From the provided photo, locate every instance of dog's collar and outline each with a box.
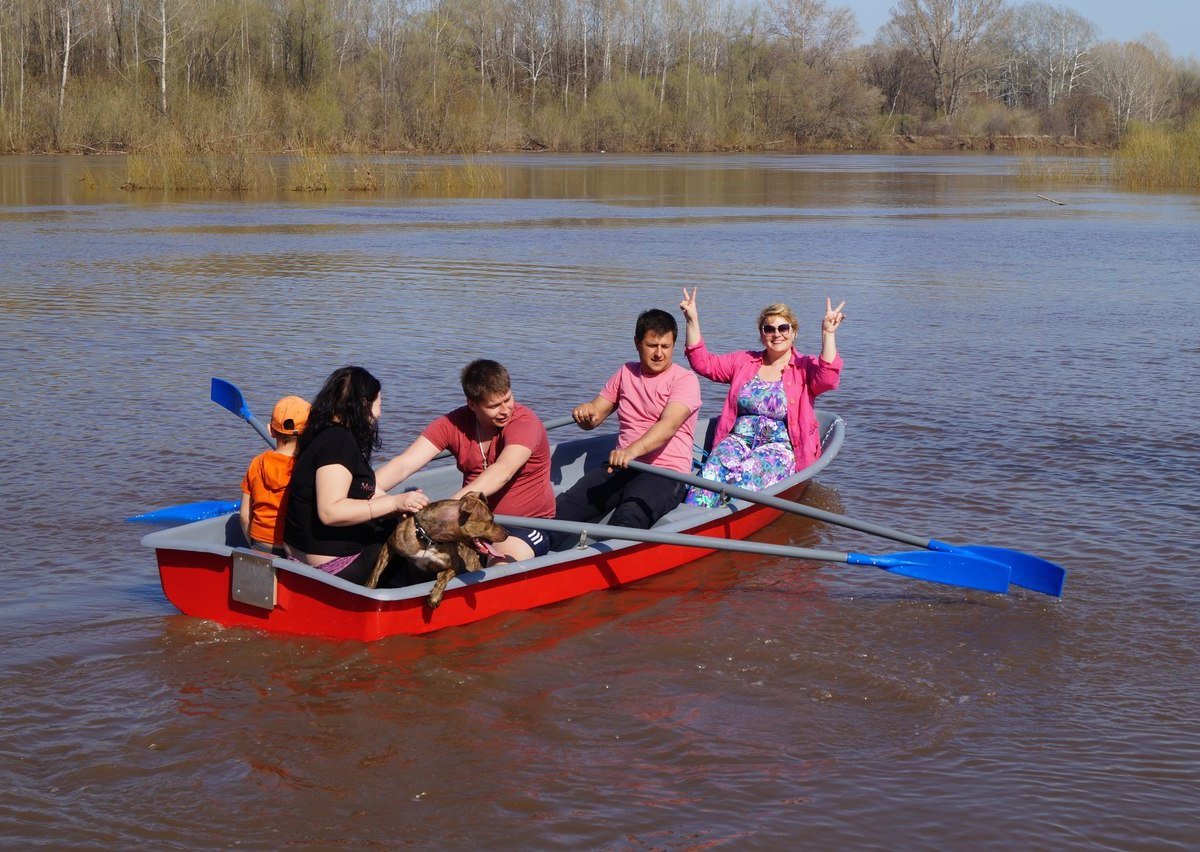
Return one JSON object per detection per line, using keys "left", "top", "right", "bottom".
{"left": 412, "top": 518, "right": 438, "bottom": 548}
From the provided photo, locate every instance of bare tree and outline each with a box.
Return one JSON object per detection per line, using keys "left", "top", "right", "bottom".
{"left": 54, "top": 0, "right": 101, "bottom": 131}
{"left": 765, "top": 0, "right": 856, "bottom": 66}
{"left": 1007, "top": 2, "right": 1095, "bottom": 108}
{"left": 864, "top": 40, "right": 931, "bottom": 123}
{"left": 157, "top": 0, "right": 166, "bottom": 113}
{"left": 1090, "top": 36, "right": 1174, "bottom": 133}
{"left": 58, "top": 0, "right": 74, "bottom": 122}
{"left": 0, "top": 0, "right": 7, "bottom": 114}
{"left": 148, "top": 0, "right": 199, "bottom": 115}
{"left": 509, "top": 0, "right": 552, "bottom": 112}
{"left": 884, "top": 0, "right": 1011, "bottom": 116}
{"left": 463, "top": 0, "right": 503, "bottom": 101}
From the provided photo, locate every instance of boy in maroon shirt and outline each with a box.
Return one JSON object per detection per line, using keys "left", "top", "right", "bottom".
{"left": 376, "top": 360, "right": 554, "bottom": 562}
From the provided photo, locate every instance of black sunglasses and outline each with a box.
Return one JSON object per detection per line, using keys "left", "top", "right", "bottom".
{"left": 761, "top": 323, "right": 792, "bottom": 335}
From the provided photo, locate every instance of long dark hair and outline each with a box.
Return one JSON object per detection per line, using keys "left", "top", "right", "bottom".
{"left": 298, "top": 366, "right": 383, "bottom": 460}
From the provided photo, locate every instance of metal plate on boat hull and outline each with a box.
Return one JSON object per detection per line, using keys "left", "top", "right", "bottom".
{"left": 231, "top": 549, "right": 276, "bottom": 610}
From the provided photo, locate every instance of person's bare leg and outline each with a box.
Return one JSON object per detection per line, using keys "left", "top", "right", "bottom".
{"left": 487, "top": 534, "right": 534, "bottom": 565}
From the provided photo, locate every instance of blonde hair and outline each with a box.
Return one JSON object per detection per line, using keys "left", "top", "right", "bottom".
{"left": 757, "top": 303, "right": 799, "bottom": 332}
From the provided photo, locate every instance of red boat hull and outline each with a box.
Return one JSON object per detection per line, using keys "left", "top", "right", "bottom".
{"left": 155, "top": 490, "right": 800, "bottom": 640}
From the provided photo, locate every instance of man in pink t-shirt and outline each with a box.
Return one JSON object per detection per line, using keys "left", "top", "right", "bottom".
{"left": 551, "top": 308, "right": 701, "bottom": 549}
{"left": 376, "top": 360, "right": 554, "bottom": 563}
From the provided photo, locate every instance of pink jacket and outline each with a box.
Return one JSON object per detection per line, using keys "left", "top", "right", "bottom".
{"left": 685, "top": 338, "right": 842, "bottom": 470}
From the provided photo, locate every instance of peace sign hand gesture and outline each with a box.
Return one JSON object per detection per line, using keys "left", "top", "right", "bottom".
{"left": 822, "top": 298, "right": 846, "bottom": 335}
{"left": 679, "top": 287, "right": 702, "bottom": 345}
{"left": 679, "top": 287, "right": 699, "bottom": 324}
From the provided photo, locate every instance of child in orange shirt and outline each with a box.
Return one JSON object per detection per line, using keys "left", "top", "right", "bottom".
{"left": 240, "top": 395, "right": 311, "bottom": 555}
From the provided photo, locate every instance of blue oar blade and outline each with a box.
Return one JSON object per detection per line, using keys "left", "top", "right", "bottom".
{"left": 211, "top": 377, "right": 249, "bottom": 419}
{"left": 956, "top": 545, "right": 1065, "bottom": 597}
{"left": 926, "top": 539, "right": 1065, "bottom": 597}
{"left": 126, "top": 499, "right": 240, "bottom": 524}
{"left": 848, "top": 550, "right": 1011, "bottom": 594}
{"left": 211, "top": 377, "right": 276, "bottom": 448}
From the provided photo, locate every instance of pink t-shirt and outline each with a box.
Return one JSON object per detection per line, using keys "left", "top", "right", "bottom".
{"left": 600, "top": 362, "right": 701, "bottom": 473}
{"left": 421, "top": 403, "right": 556, "bottom": 518}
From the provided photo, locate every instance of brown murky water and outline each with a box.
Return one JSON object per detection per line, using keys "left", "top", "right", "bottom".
{"left": 1, "top": 153, "right": 1197, "bottom": 848}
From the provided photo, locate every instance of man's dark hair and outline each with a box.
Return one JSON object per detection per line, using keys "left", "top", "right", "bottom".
{"left": 635, "top": 309, "right": 678, "bottom": 343}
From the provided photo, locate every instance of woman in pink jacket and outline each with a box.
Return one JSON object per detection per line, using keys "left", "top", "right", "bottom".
{"left": 679, "top": 289, "right": 845, "bottom": 507}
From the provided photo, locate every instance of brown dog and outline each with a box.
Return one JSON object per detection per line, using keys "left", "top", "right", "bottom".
{"left": 365, "top": 492, "right": 507, "bottom": 608}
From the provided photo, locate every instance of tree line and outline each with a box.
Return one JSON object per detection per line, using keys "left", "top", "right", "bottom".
{"left": 1, "top": 0, "right": 1196, "bottom": 154}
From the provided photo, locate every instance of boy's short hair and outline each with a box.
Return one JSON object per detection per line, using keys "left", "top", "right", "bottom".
{"left": 635, "top": 309, "right": 678, "bottom": 343}
{"left": 461, "top": 359, "right": 511, "bottom": 403}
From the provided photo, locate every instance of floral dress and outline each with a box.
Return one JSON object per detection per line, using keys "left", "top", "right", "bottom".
{"left": 685, "top": 376, "right": 796, "bottom": 508}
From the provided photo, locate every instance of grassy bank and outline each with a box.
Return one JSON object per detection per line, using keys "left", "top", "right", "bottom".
{"left": 1015, "top": 120, "right": 1200, "bottom": 190}
{"left": 1112, "top": 121, "right": 1200, "bottom": 189}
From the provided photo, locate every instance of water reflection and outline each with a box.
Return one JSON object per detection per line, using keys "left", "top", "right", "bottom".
{"left": 0, "top": 151, "right": 1108, "bottom": 208}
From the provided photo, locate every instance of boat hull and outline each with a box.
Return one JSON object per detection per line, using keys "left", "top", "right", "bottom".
{"left": 155, "top": 491, "right": 801, "bottom": 640}
{"left": 147, "top": 412, "right": 844, "bottom": 639}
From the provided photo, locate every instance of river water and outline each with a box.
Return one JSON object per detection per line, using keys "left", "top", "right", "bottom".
{"left": 1, "top": 153, "right": 1197, "bottom": 848}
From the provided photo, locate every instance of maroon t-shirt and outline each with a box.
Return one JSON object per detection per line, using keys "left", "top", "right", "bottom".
{"left": 421, "top": 403, "right": 555, "bottom": 519}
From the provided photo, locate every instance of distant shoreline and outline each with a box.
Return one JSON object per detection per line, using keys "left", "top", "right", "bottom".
{"left": 3, "top": 135, "right": 1110, "bottom": 158}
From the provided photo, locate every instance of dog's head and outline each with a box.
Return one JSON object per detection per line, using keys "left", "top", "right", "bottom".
{"left": 415, "top": 492, "right": 508, "bottom": 549}
{"left": 456, "top": 492, "right": 508, "bottom": 543}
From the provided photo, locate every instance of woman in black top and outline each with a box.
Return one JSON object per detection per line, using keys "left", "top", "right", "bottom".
{"left": 284, "top": 366, "right": 428, "bottom": 584}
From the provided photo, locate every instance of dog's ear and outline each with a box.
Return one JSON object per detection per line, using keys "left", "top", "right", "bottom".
{"left": 459, "top": 496, "right": 481, "bottom": 525}
{"left": 459, "top": 492, "right": 491, "bottom": 526}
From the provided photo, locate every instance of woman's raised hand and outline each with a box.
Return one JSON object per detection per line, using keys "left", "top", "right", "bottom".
{"left": 823, "top": 297, "right": 846, "bottom": 334}
{"left": 679, "top": 287, "right": 699, "bottom": 324}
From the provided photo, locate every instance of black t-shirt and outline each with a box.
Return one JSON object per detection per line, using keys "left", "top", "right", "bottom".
{"left": 283, "top": 426, "right": 385, "bottom": 557}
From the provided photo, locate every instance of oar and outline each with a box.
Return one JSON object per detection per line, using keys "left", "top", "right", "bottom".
{"left": 212, "top": 377, "right": 277, "bottom": 448}
{"left": 124, "top": 377, "right": 263, "bottom": 524}
{"left": 126, "top": 499, "right": 240, "bottom": 524}
{"left": 494, "top": 514, "right": 1011, "bottom": 594}
{"left": 124, "top": 378, "right": 268, "bottom": 524}
{"left": 624, "top": 460, "right": 1065, "bottom": 597}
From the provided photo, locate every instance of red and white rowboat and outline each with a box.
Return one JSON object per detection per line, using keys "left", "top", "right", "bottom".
{"left": 142, "top": 412, "right": 844, "bottom": 640}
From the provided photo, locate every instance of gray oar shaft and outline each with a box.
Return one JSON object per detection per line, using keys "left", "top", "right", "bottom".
{"left": 626, "top": 459, "right": 929, "bottom": 549}
{"left": 494, "top": 514, "right": 847, "bottom": 563}
{"left": 247, "top": 414, "right": 277, "bottom": 449}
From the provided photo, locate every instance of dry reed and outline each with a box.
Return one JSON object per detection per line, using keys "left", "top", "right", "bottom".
{"left": 1113, "top": 121, "right": 1200, "bottom": 189}
{"left": 1014, "top": 156, "right": 1107, "bottom": 184}
{"left": 123, "top": 134, "right": 269, "bottom": 192}
{"left": 337, "top": 156, "right": 502, "bottom": 194}
{"left": 287, "top": 152, "right": 331, "bottom": 192}
{"left": 122, "top": 136, "right": 503, "bottom": 195}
